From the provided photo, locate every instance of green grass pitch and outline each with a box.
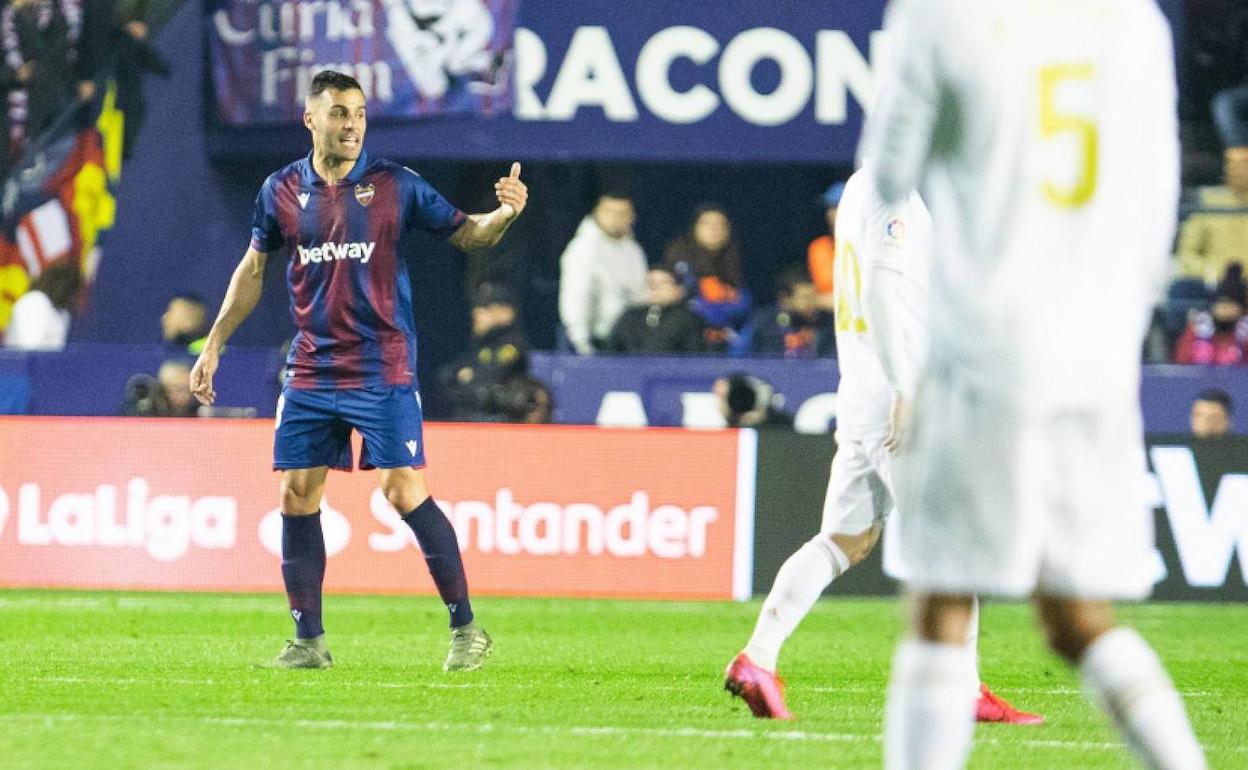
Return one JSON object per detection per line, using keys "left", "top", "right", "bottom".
{"left": 1, "top": 590, "right": 1244, "bottom": 769}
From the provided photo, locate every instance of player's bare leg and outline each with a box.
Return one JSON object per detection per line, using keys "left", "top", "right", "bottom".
{"left": 379, "top": 467, "right": 492, "bottom": 671}
{"left": 726, "top": 526, "right": 879, "bottom": 719}
{"left": 265, "top": 467, "right": 334, "bottom": 669}
{"left": 1035, "top": 596, "right": 1206, "bottom": 769}
{"left": 884, "top": 591, "right": 978, "bottom": 770}
{"left": 969, "top": 593, "right": 1043, "bottom": 725}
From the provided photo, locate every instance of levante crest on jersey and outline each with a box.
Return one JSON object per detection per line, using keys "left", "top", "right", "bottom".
{"left": 354, "top": 183, "right": 375, "bottom": 207}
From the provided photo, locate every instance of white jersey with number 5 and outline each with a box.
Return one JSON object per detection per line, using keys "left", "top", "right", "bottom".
{"left": 832, "top": 165, "right": 932, "bottom": 441}
{"left": 860, "top": 0, "right": 1179, "bottom": 409}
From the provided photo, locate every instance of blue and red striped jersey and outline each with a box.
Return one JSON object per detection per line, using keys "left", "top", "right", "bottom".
{"left": 250, "top": 150, "right": 466, "bottom": 390}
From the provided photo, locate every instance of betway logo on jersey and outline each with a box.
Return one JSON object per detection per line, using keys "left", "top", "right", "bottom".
{"left": 297, "top": 241, "right": 375, "bottom": 266}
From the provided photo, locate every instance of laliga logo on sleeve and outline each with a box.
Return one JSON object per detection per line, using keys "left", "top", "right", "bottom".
{"left": 884, "top": 217, "right": 908, "bottom": 247}
{"left": 258, "top": 499, "right": 352, "bottom": 557}
{"left": 354, "top": 182, "right": 375, "bottom": 207}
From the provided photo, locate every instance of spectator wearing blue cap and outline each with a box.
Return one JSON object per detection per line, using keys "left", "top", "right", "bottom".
{"left": 807, "top": 181, "right": 845, "bottom": 313}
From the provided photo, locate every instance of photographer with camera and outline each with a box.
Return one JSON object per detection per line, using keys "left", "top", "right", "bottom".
{"left": 122, "top": 359, "right": 199, "bottom": 417}
{"left": 713, "top": 372, "right": 792, "bottom": 429}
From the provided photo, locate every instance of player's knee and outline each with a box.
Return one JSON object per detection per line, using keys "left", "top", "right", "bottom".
{"left": 828, "top": 526, "right": 880, "bottom": 567}
{"left": 1035, "top": 598, "right": 1115, "bottom": 664}
{"left": 381, "top": 481, "right": 421, "bottom": 514}
{"left": 280, "top": 477, "right": 323, "bottom": 515}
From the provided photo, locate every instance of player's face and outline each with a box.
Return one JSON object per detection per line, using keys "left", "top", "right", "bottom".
{"left": 305, "top": 88, "right": 367, "bottom": 162}
{"left": 1191, "top": 400, "right": 1231, "bottom": 438}
{"left": 694, "top": 210, "right": 730, "bottom": 252}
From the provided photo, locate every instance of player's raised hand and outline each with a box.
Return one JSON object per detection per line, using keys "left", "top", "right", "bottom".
{"left": 190, "top": 348, "right": 219, "bottom": 406}
{"left": 495, "top": 162, "right": 527, "bottom": 220}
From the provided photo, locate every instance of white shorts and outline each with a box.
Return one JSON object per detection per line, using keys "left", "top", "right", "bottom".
{"left": 895, "top": 367, "right": 1156, "bottom": 600}
{"left": 821, "top": 433, "right": 911, "bottom": 580}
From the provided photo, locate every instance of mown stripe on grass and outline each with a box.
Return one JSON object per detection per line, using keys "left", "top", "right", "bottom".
{"left": 8, "top": 712, "right": 1225, "bottom": 754}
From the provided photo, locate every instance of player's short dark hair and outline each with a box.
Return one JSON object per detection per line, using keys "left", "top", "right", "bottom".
{"left": 308, "top": 70, "right": 364, "bottom": 100}
{"left": 1195, "top": 388, "right": 1234, "bottom": 415}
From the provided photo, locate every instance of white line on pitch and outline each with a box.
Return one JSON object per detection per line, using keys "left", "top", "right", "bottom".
{"left": 11, "top": 713, "right": 1243, "bottom": 754}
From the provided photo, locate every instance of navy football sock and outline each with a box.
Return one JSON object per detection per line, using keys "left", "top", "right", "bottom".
{"left": 281, "top": 512, "right": 326, "bottom": 640}
{"left": 402, "top": 498, "right": 474, "bottom": 628}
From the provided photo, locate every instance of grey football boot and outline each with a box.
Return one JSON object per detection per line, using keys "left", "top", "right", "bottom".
{"left": 444, "top": 623, "right": 493, "bottom": 672}
{"left": 264, "top": 637, "right": 334, "bottom": 669}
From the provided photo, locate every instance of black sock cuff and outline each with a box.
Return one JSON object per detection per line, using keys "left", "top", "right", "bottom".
{"left": 401, "top": 497, "right": 439, "bottom": 521}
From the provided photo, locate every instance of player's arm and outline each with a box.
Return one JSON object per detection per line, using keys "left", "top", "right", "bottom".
{"left": 1141, "top": 10, "right": 1181, "bottom": 298}
{"left": 859, "top": 198, "right": 921, "bottom": 452}
{"left": 190, "top": 247, "right": 268, "bottom": 405}
{"left": 858, "top": 0, "right": 943, "bottom": 202}
{"left": 448, "top": 162, "right": 528, "bottom": 251}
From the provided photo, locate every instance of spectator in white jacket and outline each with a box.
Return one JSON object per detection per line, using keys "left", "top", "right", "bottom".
{"left": 3, "top": 259, "right": 81, "bottom": 351}
{"left": 558, "top": 193, "right": 648, "bottom": 354}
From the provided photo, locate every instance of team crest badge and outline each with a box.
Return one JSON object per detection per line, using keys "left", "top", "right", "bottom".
{"left": 354, "top": 182, "right": 375, "bottom": 207}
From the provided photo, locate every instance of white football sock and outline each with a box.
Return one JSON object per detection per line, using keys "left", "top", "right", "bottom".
{"left": 742, "top": 536, "right": 849, "bottom": 671}
{"left": 1079, "top": 627, "right": 1207, "bottom": 770}
{"left": 965, "top": 596, "right": 981, "bottom": 697}
{"left": 885, "top": 638, "right": 978, "bottom": 770}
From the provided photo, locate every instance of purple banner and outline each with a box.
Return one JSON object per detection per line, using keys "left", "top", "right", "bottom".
{"left": 208, "top": 0, "right": 518, "bottom": 125}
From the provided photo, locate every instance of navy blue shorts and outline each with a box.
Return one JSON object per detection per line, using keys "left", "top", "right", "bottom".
{"left": 273, "top": 386, "right": 427, "bottom": 471}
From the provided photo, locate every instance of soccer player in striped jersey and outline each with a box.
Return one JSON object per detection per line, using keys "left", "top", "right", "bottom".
{"left": 189, "top": 70, "right": 527, "bottom": 672}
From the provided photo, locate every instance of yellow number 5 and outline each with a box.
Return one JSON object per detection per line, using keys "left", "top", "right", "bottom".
{"left": 1038, "top": 64, "right": 1097, "bottom": 208}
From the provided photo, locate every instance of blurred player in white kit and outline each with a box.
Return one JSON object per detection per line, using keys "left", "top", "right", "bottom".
{"left": 724, "top": 163, "right": 1041, "bottom": 726}
{"left": 861, "top": 0, "right": 1207, "bottom": 768}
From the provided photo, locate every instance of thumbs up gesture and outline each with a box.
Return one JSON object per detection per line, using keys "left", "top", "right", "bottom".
{"left": 495, "top": 162, "right": 527, "bottom": 220}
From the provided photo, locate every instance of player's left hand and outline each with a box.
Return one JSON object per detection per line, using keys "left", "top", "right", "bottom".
{"left": 495, "top": 162, "right": 527, "bottom": 220}
{"left": 885, "top": 393, "right": 912, "bottom": 454}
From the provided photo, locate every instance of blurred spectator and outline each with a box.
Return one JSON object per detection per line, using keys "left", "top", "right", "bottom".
{"left": 664, "top": 204, "right": 751, "bottom": 351}
{"left": 441, "top": 283, "right": 538, "bottom": 422}
{"left": 1173, "top": 266, "right": 1248, "bottom": 365}
{"left": 713, "top": 372, "right": 792, "bottom": 429}
{"left": 606, "top": 266, "right": 705, "bottom": 354}
{"left": 558, "top": 192, "right": 647, "bottom": 355}
{"left": 1175, "top": 147, "right": 1248, "bottom": 285}
{"left": 104, "top": 4, "right": 173, "bottom": 157}
{"left": 156, "top": 359, "right": 196, "bottom": 416}
{"left": 746, "top": 264, "right": 836, "bottom": 359}
{"left": 1, "top": 0, "right": 88, "bottom": 149}
{"left": 2, "top": 257, "right": 80, "bottom": 349}
{"left": 1180, "top": 0, "right": 1248, "bottom": 181}
{"left": 1191, "top": 388, "right": 1234, "bottom": 438}
{"left": 807, "top": 182, "right": 844, "bottom": 312}
{"left": 161, "top": 292, "right": 207, "bottom": 349}
{"left": 664, "top": 203, "right": 744, "bottom": 289}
